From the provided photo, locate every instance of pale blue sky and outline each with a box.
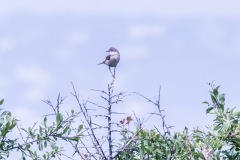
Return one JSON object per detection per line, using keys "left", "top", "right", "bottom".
{"left": 1, "top": 1, "right": 240, "bottom": 159}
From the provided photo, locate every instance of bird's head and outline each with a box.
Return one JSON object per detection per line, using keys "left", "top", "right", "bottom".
{"left": 107, "top": 47, "right": 119, "bottom": 55}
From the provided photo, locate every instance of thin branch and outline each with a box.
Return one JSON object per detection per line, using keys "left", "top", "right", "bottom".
{"left": 134, "top": 86, "right": 172, "bottom": 136}
{"left": 71, "top": 82, "right": 107, "bottom": 160}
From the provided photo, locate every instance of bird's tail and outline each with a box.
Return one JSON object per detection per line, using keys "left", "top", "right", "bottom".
{"left": 97, "top": 62, "right": 104, "bottom": 65}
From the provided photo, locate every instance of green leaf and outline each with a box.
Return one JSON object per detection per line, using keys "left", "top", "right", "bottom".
{"left": 44, "top": 116, "right": 47, "bottom": 126}
{"left": 231, "top": 137, "right": 240, "bottom": 146}
{"left": 43, "top": 154, "right": 46, "bottom": 160}
{"left": 56, "top": 113, "right": 63, "bottom": 126}
{"left": 25, "top": 144, "right": 31, "bottom": 150}
{"left": 213, "top": 86, "right": 220, "bottom": 96}
{"left": 219, "top": 93, "right": 225, "bottom": 103}
{"left": 38, "top": 143, "right": 43, "bottom": 151}
{"left": 9, "top": 120, "right": 17, "bottom": 130}
{"left": 219, "top": 104, "right": 224, "bottom": 110}
{"left": 62, "top": 126, "right": 69, "bottom": 134}
{"left": 44, "top": 140, "right": 47, "bottom": 148}
{"left": 0, "top": 99, "right": 4, "bottom": 105}
{"left": 77, "top": 125, "right": 83, "bottom": 133}
{"left": 67, "top": 128, "right": 72, "bottom": 135}
{"left": 39, "top": 126, "right": 43, "bottom": 136}
{"left": 202, "top": 101, "right": 209, "bottom": 105}
{"left": 211, "top": 95, "right": 217, "bottom": 104}
{"left": 1, "top": 128, "right": 6, "bottom": 136}
{"left": 69, "top": 136, "right": 80, "bottom": 142}
{"left": 206, "top": 107, "right": 214, "bottom": 114}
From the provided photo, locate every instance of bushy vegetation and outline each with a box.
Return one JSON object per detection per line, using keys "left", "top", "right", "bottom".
{"left": 117, "top": 84, "right": 240, "bottom": 159}
{"left": 0, "top": 81, "right": 240, "bottom": 160}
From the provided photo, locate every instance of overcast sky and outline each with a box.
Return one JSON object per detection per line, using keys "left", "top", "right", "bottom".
{"left": 1, "top": 1, "right": 240, "bottom": 159}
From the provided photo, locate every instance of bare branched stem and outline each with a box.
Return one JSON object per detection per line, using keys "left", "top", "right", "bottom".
{"left": 107, "top": 79, "right": 114, "bottom": 160}
{"left": 134, "top": 86, "right": 171, "bottom": 136}
{"left": 71, "top": 82, "right": 107, "bottom": 160}
{"left": 71, "top": 75, "right": 127, "bottom": 160}
{"left": 42, "top": 93, "right": 65, "bottom": 115}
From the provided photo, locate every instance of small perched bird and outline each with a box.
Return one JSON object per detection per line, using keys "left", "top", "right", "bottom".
{"left": 98, "top": 47, "right": 120, "bottom": 78}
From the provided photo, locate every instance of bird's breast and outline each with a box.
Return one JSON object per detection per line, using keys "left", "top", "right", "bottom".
{"left": 105, "top": 55, "right": 120, "bottom": 67}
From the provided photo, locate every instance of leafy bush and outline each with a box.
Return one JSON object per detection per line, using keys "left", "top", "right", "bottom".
{"left": 1, "top": 83, "right": 240, "bottom": 160}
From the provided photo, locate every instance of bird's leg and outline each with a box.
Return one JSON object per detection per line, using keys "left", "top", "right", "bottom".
{"left": 109, "top": 66, "right": 114, "bottom": 78}
{"left": 113, "top": 67, "right": 116, "bottom": 78}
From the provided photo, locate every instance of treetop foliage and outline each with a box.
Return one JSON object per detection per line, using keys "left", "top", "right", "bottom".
{"left": 0, "top": 81, "right": 240, "bottom": 160}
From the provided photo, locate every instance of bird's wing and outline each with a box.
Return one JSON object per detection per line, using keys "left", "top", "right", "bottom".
{"left": 97, "top": 55, "right": 111, "bottom": 65}
{"left": 106, "top": 55, "right": 111, "bottom": 60}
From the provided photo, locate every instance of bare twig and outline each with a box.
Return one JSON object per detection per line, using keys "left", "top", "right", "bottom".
{"left": 71, "top": 82, "right": 107, "bottom": 160}
{"left": 134, "top": 86, "right": 172, "bottom": 136}
{"left": 42, "top": 93, "right": 65, "bottom": 114}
